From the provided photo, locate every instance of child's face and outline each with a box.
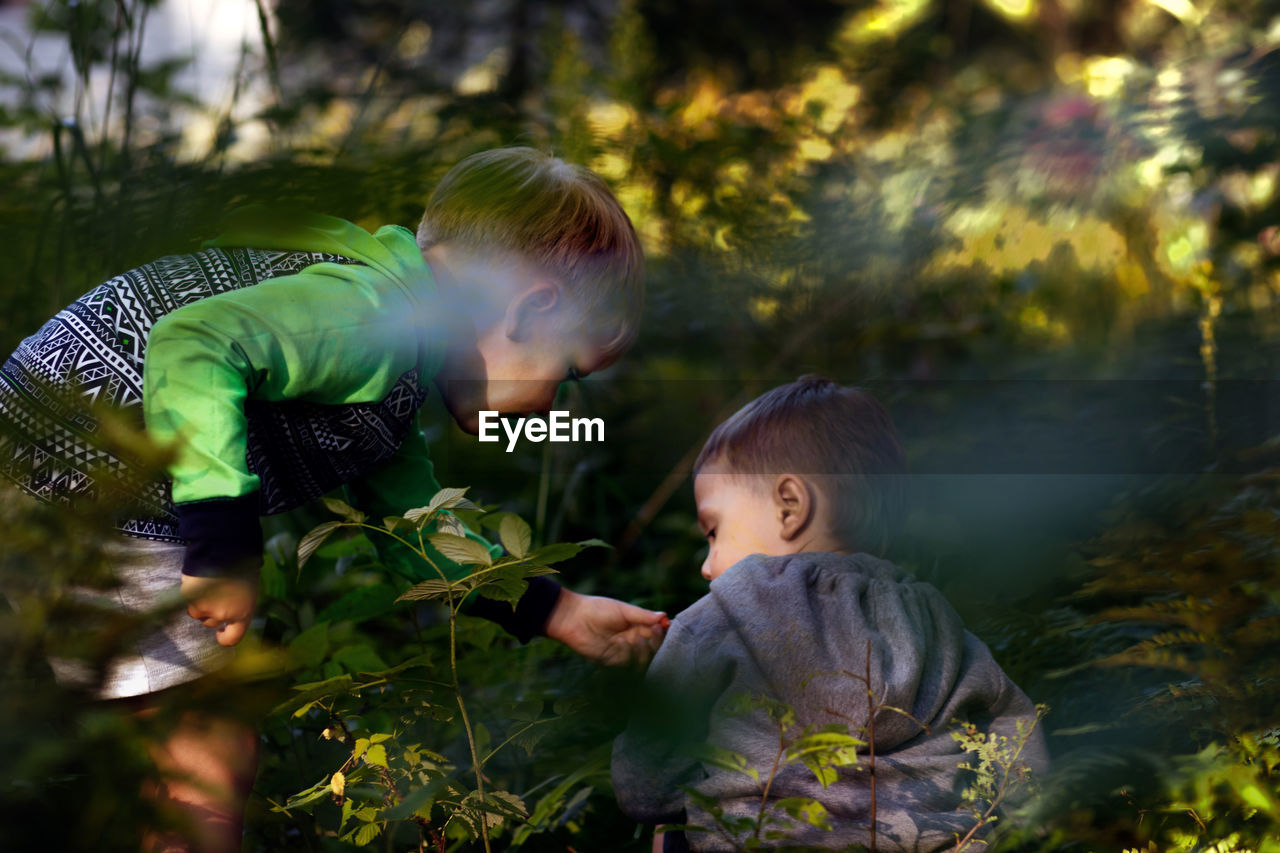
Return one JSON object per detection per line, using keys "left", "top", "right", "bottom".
{"left": 693, "top": 464, "right": 790, "bottom": 581}
{"left": 466, "top": 328, "right": 609, "bottom": 433}
{"left": 437, "top": 314, "right": 614, "bottom": 435}
{"left": 429, "top": 247, "right": 617, "bottom": 433}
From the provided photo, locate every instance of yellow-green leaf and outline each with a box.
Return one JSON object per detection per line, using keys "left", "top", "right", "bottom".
{"left": 321, "top": 496, "right": 365, "bottom": 522}
{"left": 365, "top": 744, "right": 389, "bottom": 767}
{"left": 498, "top": 514, "right": 532, "bottom": 558}
{"left": 427, "top": 532, "right": 494, "bottom": 566}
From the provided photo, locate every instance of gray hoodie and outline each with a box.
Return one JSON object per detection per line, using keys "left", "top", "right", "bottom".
{"left": 611, "top": 552, "right": 1049, "bottom": 852}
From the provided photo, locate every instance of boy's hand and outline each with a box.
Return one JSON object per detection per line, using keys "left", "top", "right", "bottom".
{"left": 544, "top": 588, "right": 670, "bottom": 666}
{"left": 180, "top": 574, "right": 257, "bottom": 647}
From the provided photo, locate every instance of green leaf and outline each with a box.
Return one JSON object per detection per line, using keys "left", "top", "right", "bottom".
{"left": 396, "top": 578, "right": 458, "bottom": 603}
{"left": 330, "top": 643, "right": 389, "bottom": 674}
{"left": 274, "top": 673, "right": 355, "bottom": 716}
{"left": 321, "top": 496, "right": 366, "bottom": 522}
{"left": 404, "top": 487, "right": 482, "bottom": 527}
{"left": 435, "top": 512, "right": 468, "bottom": 537}
{"left": 471, "top": 789, "right": 527, "bottom": 832}
{"left": 429, "top": 486, "right": 480, "bottom": 512}
{"left": 380, "top": 776, "right": 450, "bottom": 821}
{"left": 427, "top": 532, "right": 494, "bottom": 566}
{"left": 281, "top": 777, "right": 334, "bottom": 811}
{"left": 365, "top": 744, "right": 389, "bottom": 768}
{"left": 287, "top": 622, "right": 331, "bottom": 669}
{"left": 693, "top": 744, "right": 760, "bottom": 783}
{"left": 352, "top": 822, "right": 381, "bottom": 846}
{"left": 498, "top": 514, "right": 532, "bottom": 558}
{"left": 316, "top": 585, "right": 402, "bottom": 624}
{"left": 777, "top": 797, "right": 831, "bottom": 831}
{"left": 403, "top": 505, "right": 438, "bottom": 527}
{"left": 785, "top": 731, "right": 865, "bottom": 762}
{"left": 260, "top": 552, "right": 288, "bottom": 599}
{"left": 298, "top": 521, "right": 343, "bottom": 569}
{"left": 1241, "top": 783, "right": 1276, "bottom": 812}
{"left": 473, "top": 576, "right": 528, "bottom": 604}
{"left": 527, "top": 542, "right": 583, "bottom": 564}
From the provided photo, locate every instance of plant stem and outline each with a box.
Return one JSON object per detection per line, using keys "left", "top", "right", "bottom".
{"left": 448, "top": 601, "right": 491, "bottom": 853}
{"left": 753, "top": 726, "right": 787, "bottom": 843}
{"left": 865, "top": 641, "right": 877, "bottom": 853}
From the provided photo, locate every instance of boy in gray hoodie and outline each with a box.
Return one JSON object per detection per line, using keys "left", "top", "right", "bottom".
{"left": 612, "top": 377, "right": 1048, "bottom": 852}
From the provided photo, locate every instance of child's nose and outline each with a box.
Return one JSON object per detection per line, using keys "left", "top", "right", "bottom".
{"left": 700, "top": 555, "right": 712, "bottom": 581}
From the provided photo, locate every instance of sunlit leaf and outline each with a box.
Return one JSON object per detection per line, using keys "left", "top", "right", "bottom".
{"left": 427, "top": 532, "right": 493, "bottom": 566}
{"left": 396, "top": 578, "right": 457, "bottom": 603}
{"left": 298, "top": 521, "right": 343, "bottom": 569}
{"left": 321, "top": 496, "right": 365, "bottom": 522}
{"left": 498, "top": 513, "right": 532, "bottom": 558}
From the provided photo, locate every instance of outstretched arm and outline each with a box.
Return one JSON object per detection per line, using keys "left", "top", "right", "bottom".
{"left": 543, "top": 588, "right": 669, "bottom": 666}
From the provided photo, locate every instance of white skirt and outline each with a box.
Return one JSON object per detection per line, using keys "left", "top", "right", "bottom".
{"left": 46, "top": 536, "right": 235, "bottom": 699}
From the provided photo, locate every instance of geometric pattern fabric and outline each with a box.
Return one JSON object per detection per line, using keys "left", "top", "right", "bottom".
{"left": 1, "top": 247, "right": 429, "bottom": 541}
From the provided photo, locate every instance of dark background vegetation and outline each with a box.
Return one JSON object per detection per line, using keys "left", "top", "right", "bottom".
{"left": 3, "top": 0, "right": 1280, "bottom": 850}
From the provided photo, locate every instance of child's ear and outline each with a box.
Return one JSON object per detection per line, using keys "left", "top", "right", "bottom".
{"left": 773, "top": 474, "right": 814, "bottom": 541}
{"left": 504, "top": 281, "right": 561, "bottom": 341}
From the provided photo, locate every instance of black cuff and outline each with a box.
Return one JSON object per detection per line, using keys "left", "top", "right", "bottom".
{"left": 464, "top": 576, "right": 563, "bottom": 643}
{"left": 176, "top": 493, "right": 263, "bottom": 577}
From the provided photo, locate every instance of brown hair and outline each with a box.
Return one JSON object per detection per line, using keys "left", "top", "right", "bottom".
{"left": 694, "top": 376, "right": 907, "bottom": 554}
{"left": 418, "top": 147, "right": 644, "bottom": 357}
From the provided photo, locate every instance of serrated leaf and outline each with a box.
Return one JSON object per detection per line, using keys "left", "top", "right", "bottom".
{"left": 298, "top": 521, "right": 344, "bottom": 569}
{"left": 435, "top": 513, "right": 467, "bottom": 537}
{"left": 321, "top": 496, "right": 365, "bottom": 522}
{"left": 498, "top": 514, "right": 532, "bottom": 558}
{"left": 427, "top": 532, "right": 494, "bottom": 566}
{"left": 396, "top": 578, "right": 457, "bottom": 603}
{"left": 474, "top": 576, "right": 527, "bottom": 604}
{"left": 527, "top": 542, "right": 583, "bottom": 564}
{"left": 404, "top": 505, "right": 439, "bottom": 527}
{"left": 412, "top": 486, "right": 480, "bottom": 519}
{"left": 365, "top": 744, "right": 388, "bottom": 767}
{"left": 480, "top": 789, "right": 528, "bottom": 820}
{"left": 353, "top": 822, "right": 381, "bottom": 846}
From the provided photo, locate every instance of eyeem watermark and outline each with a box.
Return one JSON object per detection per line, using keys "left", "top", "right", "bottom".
{"left": 477, "top": 410, "right": 605, "bottom": 452}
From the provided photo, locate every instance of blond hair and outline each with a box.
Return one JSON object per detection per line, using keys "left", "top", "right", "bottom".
{"left": 418, "top": 147, "right": 644, "bottom": 357}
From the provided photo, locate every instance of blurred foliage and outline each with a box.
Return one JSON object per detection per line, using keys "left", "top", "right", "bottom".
{"left": 3, "top": 0, "right": 1280, "bottom": 849}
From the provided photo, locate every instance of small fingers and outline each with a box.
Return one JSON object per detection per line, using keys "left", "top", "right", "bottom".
{"left": 217, "top": 619, "right": 248, "bottom": 647}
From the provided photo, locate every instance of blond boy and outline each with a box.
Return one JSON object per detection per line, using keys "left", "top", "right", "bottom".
{"left": 2, "top": 147, "right": 665, "bottom": 851}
